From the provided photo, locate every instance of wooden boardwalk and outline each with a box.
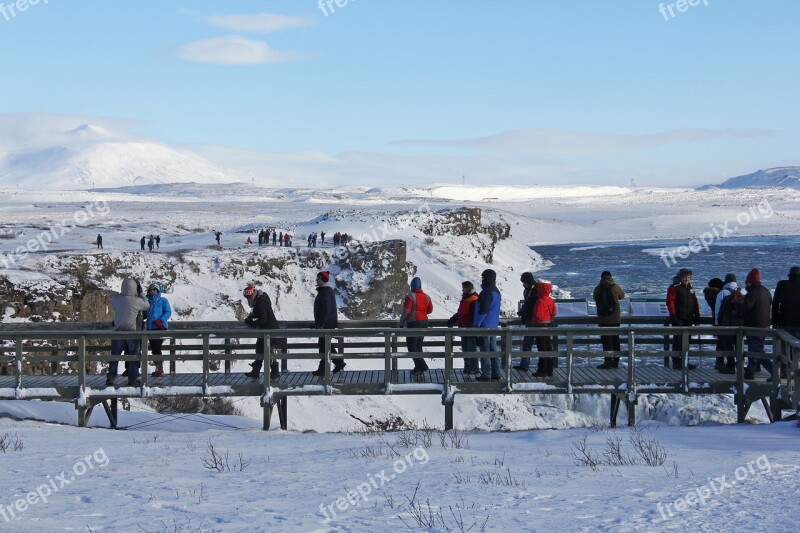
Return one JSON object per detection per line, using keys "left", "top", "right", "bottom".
{"left": 1, "top": 321, "right": 797, "bottom": 430}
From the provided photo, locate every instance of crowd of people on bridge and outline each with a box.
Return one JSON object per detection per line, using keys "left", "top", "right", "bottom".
{"left": 103, "top": 262, "right": 800, "bottom": 387}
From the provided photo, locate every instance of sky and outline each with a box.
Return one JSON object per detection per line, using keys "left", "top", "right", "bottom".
{"left": 1, "top": 0, "right": 799, "bottom": 187}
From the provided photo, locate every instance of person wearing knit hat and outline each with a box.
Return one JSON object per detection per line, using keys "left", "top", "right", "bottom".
{"left": 594, "top": 271, "right": 626, "bottom": 369}
{"left": 772, "top": 266, "right": 800, "bottom": 346}
{"left": 400, "top": 276, "right": 433, "bottom": 376}
{"left": 312, "top": 270, "right": 343, "bottom": 376}
{"left": 666, "top": 268, "right": 699, "bottom": 370}
{"left": 474, "top": 269, "right": 502, "bottom": 381}
{"left": 243, "top": 284, "right": 283, "bottom": 380}
{"left": 514, "top": 272, "right": 538, "bottom": 372}
{"left": 447, "top": 280, "right": 480, "bottom": 374}
{"left": 724, "top": 273, "right": 737, "bottom": 284}
{"left": 743, "top": 267, "right": 773, "bottom": 379}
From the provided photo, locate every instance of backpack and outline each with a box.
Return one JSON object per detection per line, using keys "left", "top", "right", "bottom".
{"left": 595, "top": 285, "right": 616, "bottom": 316}
{"left": 719, "top": 288, "right": 745, "bottom": 325}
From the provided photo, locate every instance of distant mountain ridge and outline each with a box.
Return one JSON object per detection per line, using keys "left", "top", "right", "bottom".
{"left": 699, "top": 167, "right": 800, "bottom": 190}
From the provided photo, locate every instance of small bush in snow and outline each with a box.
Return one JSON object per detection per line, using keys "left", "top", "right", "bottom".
{"left": 144, "top": 396, "right": 243, "bottom": 416}
{"left": 0, "top": 431, "right": 24, "bottom": 452}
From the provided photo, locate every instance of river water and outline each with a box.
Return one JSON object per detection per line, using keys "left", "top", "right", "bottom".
{"left": 533, "top": 235, "right": 799, "bottom": 315}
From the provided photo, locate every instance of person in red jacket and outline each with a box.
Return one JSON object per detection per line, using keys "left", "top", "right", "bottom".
{"left": 399, "top": 277, "right": 433, "bottom": 375}
{"left": 532, "top": 281, "right": 557, "bottom": 377}
{"left": 666, "top": 268, "right": 700, "bottom": 370}
{"left": 447, "top": 281, "right": 479, "bottom": 374}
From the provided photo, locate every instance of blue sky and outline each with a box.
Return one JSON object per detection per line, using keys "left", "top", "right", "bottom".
{"left": 2, "top": 0, "right": 799, "bottom": 187}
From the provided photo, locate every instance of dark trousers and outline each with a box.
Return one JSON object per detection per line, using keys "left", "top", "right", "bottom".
{"left": 535, "top": 324, "right": 555, "bottom": 373}
{"left": 599, "top": 323, "right": 621, "bottom": 365}
{"left": 461, "top": 335, "right": 479, "bottom": 372}
{"left": 670, "top": 318, "right": 693, "bottom": 368}
{"left": 252, "top": 337, "right": 281, "bottom": 373}
{"left": 317, "top": 336, "right": 343, "bottom": 370}
{"left": 406, "top": 320, "right": 429, "bottom": 370}
{"left": 149, "top": 338, "right": 163, "bottom": 364}
{"left": 108, "top": 338, "right": 141, "bottom": 382}
{"left": 746, "top": 334, "right": 771, "bottom": 373}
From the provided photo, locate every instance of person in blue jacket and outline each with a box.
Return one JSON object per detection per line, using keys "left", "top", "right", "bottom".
{"left": 473, "top": 269, "right": 502, "bottom": 381}
{"left": 145, "top": 282, "right": 172, "bottom": 377}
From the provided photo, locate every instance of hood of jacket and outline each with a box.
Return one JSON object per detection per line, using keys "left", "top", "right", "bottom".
{"left": 536, "top": 281, "right": 552, "bottom": 298}
{"left": 481, "top": 269, "right": 497, "bottom": 288}
{"left": 120, "top": 278, "right": 139, "bottom": 296}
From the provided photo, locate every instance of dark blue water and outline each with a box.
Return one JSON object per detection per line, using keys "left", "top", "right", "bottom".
{"left": 533, "top": 235, "right": 800, "bottom": 315}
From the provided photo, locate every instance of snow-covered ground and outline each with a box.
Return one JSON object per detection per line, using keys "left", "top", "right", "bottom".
{"left": 2, "top": 183, "right": 799, "bottom": 531}
{"left": 0, "top": 401, "right": 798, "bottom": 532}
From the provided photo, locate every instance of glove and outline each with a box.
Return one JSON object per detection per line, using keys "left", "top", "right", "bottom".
{"left": 154, "top": 319, "right": 166, "bottom": 330}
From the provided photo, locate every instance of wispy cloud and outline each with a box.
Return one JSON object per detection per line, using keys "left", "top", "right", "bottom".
{"left": 394, "top": 128, "right": 775, "bottom": 156}
{"left": 177, "top": 36, "right": 307, "bottom": 65}
{"left": 207, "top": 13, "right": 316, "bottom": 33}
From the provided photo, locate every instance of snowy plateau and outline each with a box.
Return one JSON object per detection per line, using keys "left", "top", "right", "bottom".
{"left": 1, "top": 176, "right": 799, "bottom": 532}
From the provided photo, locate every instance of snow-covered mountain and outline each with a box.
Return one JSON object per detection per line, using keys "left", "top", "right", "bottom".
{"left": 0, "top": 114, "right": 244, "bottom": 189}
{"left": 700, "top": 166, "right": 800, "bottom": 190}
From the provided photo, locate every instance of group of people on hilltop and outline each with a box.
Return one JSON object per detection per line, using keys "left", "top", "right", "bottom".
{"left": 139, "top": 234, "right": 160, "bottom": 251}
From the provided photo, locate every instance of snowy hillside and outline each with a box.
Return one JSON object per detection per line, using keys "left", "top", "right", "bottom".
{"left": 0, "top": 115, "right": 244, "bottom": 189}
{"left": 700, "top": 166, "right": 800, "bottom": 190}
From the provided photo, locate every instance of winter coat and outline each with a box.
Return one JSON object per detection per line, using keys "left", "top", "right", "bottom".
{"left": 714, "top": 281, "right": 741, "bottom": 326}
{"left": 703, "top": 287, "right": 721, "bottom": 323}
{"left": 667, "top": 282, "right": 700, "bottom": 323}
{"left": 314, "top": 285, "right": 339, "bottom": 329}
{"left": 772, "top": 276, "right": 800, "bottom": 328}
{"left": 532, "top": 282, "right": 557, "bottom": 325}
{"left": 146, "top": 288, "right": 171, "bottom": 331}
{"left": 111, "top": 278, "right": 150, "bottom": 332}
{"left": 593, "top": 277, "right": 626, "bottom": 326}
{"left": 244, "top": 290, "right": 279, "bottom": 330}
{"left": 449, "top": 289, "right": 478, "bottom": 327}
{"left": 400, "top": 289, "right": 433, "bottom": 326}
{"left": 473, "top": 270, "right": 501, "bottom": 329}
{"left": 518, "top": 284, "right": 538, "bottom": 326}
{"left": 743, "top": 282, "right": 772, "bottom": 328}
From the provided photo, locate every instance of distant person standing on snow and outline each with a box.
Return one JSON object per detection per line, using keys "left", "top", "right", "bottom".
{"left": 96, "top": 234, "right": 103, "bottom": 249}
{"left": 155, "top": 235, "right": 160, "bottom": 249}
{"left": 148, "top": 235, "right": 155, "bottom": 252}
{"left": 140, "top": 236, "right": 146, "bottom": 251}
{"left": 215, "top": 231, "right": 222, "bottom": 246}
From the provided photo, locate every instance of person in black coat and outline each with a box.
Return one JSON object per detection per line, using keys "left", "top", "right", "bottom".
{"left": 772, "top": 266, "right": 800, "bottom": 337}
{"left": 513, "top": 272, "right": 537, "bottom": 371}
{"left": 243, "top": 285, "right": 282, "bottom": 379}
{"left": 312, "top": 271, "right": 344, "bottom": 376}
{"left": 743, "top": 268, "right": 773, "bottom": 378}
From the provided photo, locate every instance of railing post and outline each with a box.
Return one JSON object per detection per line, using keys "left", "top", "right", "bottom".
{"left": 202, "top": 334, "right": 210, "bottom": 396}
{"left": 503, "top": 329, "right": 512, "bottom": 391}
{"left": 224, "top": 338, "right": 231, "bottom": 374}
{"left": 391, "top": 333, "right": 399, "bottom": 372}
{"left": 141, "top": 332, "right": 148, "bottom": 389}
{"left": 565, "top": 331, "right": 573, "bottom": 393}
{"left": 443, "top": 330, "right": 454, "bottom": 430}
{"left": 770, "top": 334, "right": 782, "bottom": 422}
{"left": 169, "top": 337, "right": 176, "bottom": 374}
{"left": 77, "top": 336, "right": 88, "bottom": 427}
{"left": 626, "top": 330, "right": 636, "bottom": 427}
{"left": 681, "top": 329, "right": 690, "bottom": 391}
{"left": 14, "top": 336, "right": 22, "bottom": 396}
{"left": 736, "top": 330, "right": 746, "bottom": 423}
{"left": 384, "top": 332, "right": 392, "bottom": 392}
{"left": 324, "top": 333, "right": 332, "bottom": 386}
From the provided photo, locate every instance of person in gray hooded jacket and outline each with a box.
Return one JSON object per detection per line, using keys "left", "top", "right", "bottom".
{"left": 106, "top": 278, "right": 150, "bottom": 387}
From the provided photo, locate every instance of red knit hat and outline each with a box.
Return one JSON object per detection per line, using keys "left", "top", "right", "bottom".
{"left": 746, "top": 268, "right": 761, "bottom": 284}
{"left": 243, "top": 285, "right": 256, "bottom": 298}
{"left": 317, "top": 271, "right": 330, "bottom": 283}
